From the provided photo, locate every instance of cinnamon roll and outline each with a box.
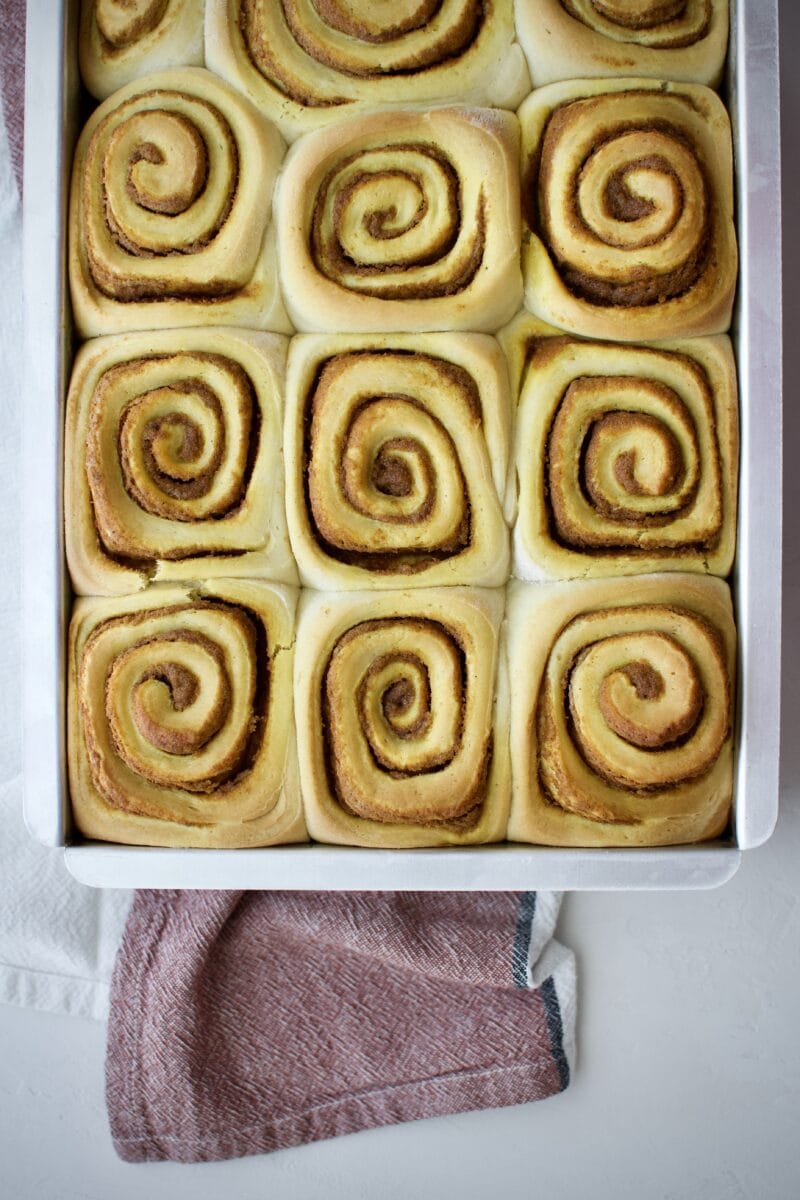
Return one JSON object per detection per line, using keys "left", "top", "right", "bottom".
{"left": 275, "top": 107, "right": 522, "bottom": 333}
{"left": 515, "top": 1, "right": 728, "bottom": 88}
{"left": 284, "top": 333, "right": 512, "bottom": 589}
{"left": 205, "top": 0, "right": 530, "bottom": 141}
{"left": 68, "top": 581, "right": 305, "bottom": 847}
{"left": 79, "top": 0, "right": 205, "bottom": 100}
{"left": 295, "top": 588, "right": 509, "bottom": 846}
{"left": 498, "top": 312, "right": 738, "bottom": 579}
{"left": 520, "top": 79, "right": 737, "bottom": 341}
{"left": 505, "top": 575, "right": 735, "bottom": 846}
{"left": 65, "top": 328, "right": 297, "bottom": 595}
{"left": 69, "top": 69, "right": 291, "bottom": 337}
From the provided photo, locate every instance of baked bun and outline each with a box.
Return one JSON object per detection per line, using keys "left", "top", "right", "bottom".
{"left": 520, "top": 78, "right": 737, "bottom": 341}
{"left": 284, "top": 332, "right": 511, "bottom": 590}
{"left": 515, "top": 0, "right": 728, "bottom": 88}
{"left": 205, "top": 0, "right": 529, "bottom": 141}
{"left": 505, "top": 574, "right": 735, "bottom": 846}
{"left": 295, "top": 588, "right": 510, "bottom": 847}
{"left": 69, "top": 69, "right": 290, "bottom": 337}
{"left": 68, "top": 581, "right": 305, "bottom": 848}
{"left": 498, "top": 312, "right": 738, "bottom": 579}
{"left": 275, "top": 106, "right": 522, "bottom": 333}
{"left": 79, "top": 0, "right": 205, "bottom": 100}
{"left": 65, "top": 328, "right": 297, "bottom": 595}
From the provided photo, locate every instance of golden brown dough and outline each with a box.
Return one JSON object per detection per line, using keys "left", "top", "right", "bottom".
{"left": 295, "top": 588, "right": 510, "bottom": 847}
{"left": 79, "top": 0, "right": 205, "bottom": 100}
{"left": 505, "top": 574, "right": 735, "bottom": 847}
{"left": 520, "top": 78, "right": 737, "bottom": 341}
{"left": 65, "top": 328, "right": 297, "bottom": 595}
{"left": 497, "top": 312, "right": 738, "bottom": 579}
{"left": 275, "top": 107, "right": 522, "bottom": 333}
{"left": 515, "top": 0, "right": 728, "bottom": 88}
{"left": 205, "top": 0, "right": 530, "bottom": 141}
{"left": 284, "top": 332, "right": 512, "bottom": 590}
{"left": 68, "top": 580, "right": 306, "bottom": 848}
{"left": 69, "top": 68, "right": 291, "bottom": 337}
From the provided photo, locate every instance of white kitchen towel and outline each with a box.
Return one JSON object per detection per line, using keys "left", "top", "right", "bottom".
{"left": 0, "top": 83, "right": 131, "bottom": 1022}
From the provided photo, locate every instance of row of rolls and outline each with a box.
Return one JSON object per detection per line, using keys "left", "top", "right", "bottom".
{"left": 66, "top": 322, "right": 738, "bottom": 594}
{"left": 69, "top": 66, "right": 738, "bottom": 344}
{"left": 80, "top": 1, "right": 730, "bottom": 114}
{"left": 70, "top": 574, "right": 735, "bottom": 849}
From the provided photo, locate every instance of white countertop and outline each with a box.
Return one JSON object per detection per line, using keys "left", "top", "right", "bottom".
{"left": 2, "top": 4, "right": 798, "bottom": 1196}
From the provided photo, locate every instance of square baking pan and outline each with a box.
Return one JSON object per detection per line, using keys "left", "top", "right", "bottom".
{"left": 21, "top": 0, "right": 782, "bottom": 890}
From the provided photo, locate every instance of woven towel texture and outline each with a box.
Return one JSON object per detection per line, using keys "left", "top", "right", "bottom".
{"left": 107, "top": 890, "right": 575, "bottom": 1163}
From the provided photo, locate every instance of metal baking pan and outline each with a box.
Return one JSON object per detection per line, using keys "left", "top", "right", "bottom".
{"left": 21, "top": 0, "right": 782, "bottom": 890}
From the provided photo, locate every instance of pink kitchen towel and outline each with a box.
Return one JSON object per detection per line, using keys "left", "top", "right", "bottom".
{"left": 107, "top": 890, "right": 575, "bottom": 1163}
{"left": 0, "top": 0, "right": 24, "bottom": 194}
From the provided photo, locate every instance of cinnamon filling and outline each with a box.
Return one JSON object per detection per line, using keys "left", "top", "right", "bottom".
{"left": 560, "top": 0, "right": 710, "bottom": 47}
{"left": 591, "top": 0, "right": 686, "bottom": 29}
{"left": 85, "top": 92, "right": 242, "bottom": 302}
{"left": 86, "top": 352, "right": 261, "bottom": 566}
{"left": 239, "top": 0, "right": 485, "bottom": 106}
{"left": 303, "top": 351, "right": 478, "bottom": 572}
{"left": 535, "top": 104, "right": 713, "bottom": 308}
{"left": 321, "top": 617, "right": 489, "bottom": 827}
{"left": 81, "top": 601, "right": 272, "bottom": 821}
{"left": 536, "top": 605, "right": 731, "bottom": 823}
{"left": 96, "top": 0, "right": 170, "bottom": 50}
{"left": 538, "top": 347, "right": 723, "bottom": 557}
{"left": 311, "top": 142, "right": 486, "bottom": 300}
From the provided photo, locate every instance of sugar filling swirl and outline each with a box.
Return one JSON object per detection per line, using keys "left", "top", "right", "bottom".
{"left": 536, "top": 603, "right": 730, "bottom": 824}
{"left": 322, "top": 617, "right": 491, "bottom": 826}
{"left": 310, "top": 141, "right": 486, "bottom": 299}
{"left": 560, "top": 0, "right": 711, "bottom": 47}
{"left": 237, "top": 0, "right": 488, "bottom": 107}
{"left": 303, "top": 351, "right": 487, "bottom": 572}
{"left": 85, "top": 352, "right": 259, "bottom": 567}
{"left": 534, "top": 94, "right": 712, "bottom": 308}
{"left": 80, "top": 600, "right": 271, "bottom": 823}
{"left": 544, "top": 364, "right": 722, "bottom": 555}
{"left": 81, "top": 88, "right": 243, "bottom": 301}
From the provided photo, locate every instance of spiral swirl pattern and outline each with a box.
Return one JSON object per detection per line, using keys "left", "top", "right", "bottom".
{"left": 285, "top": 339, "right": 510, "bottom": 588}
{"left": 520, "top": 81, "right": 736, "bottom": 341}
{"left": 561, "top": 0, "right": 711, "bottom": 46}
{"left": 242, "top": 0, "right": 484, "bottom": 97}
{"left": 66, "top": 331, "right": 296, "bottom": 595}
{"left": 295, "top": 589, "right": 507, "bottom": 846}
{"left": 311, "top": 142, "right": 485, "bottom": 301}
{"left": 205, "top": 0, "right": 528, "bottom": 138}
{"left": 102, "top": 613, "right": 255, "bottom": 797}
{"left": 89, "top": 352, "right": 255, "bottom": 548}
{"left": 537, "top": 603, "right": 730, "bottom": 825}
{"left": 79, "top": 1, "right": 205, "bottom": 101}
{"left": 82, "top": 601, "right": 260, "bottom": 814}
{"left": 276, "top": 108, "right": 522, "bottom": 332}
{"left": 70, "top": 583, "right": 302, "bottom": 847}
{"left": 509, "top": 333, "right": 738, "bottom": 578}
{"left": 551, "top": 380, "right": 708, "bottom": 534}
{"left": 309, "top": 361, "right": 469, "bottom": 561}
{"left": 70, "top": 69, "right": 287, "bottom": 336}
{"left": 538, "top": 102, "right": 709, "bottom": 308}
{"left": 505, "top": 577, "right": 736, "bottom": 846}
{"left": 85, "top": 94, "right": 237, "bottom": 300}
{"left": 323, "top": 616, "right": 490, "bottom": 827}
